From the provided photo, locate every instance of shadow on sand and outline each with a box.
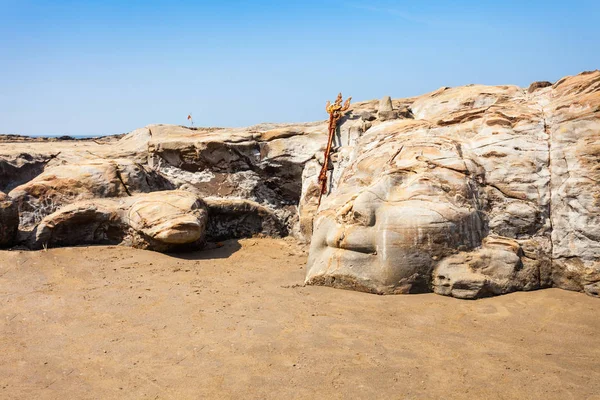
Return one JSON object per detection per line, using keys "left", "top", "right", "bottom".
{"left": 166, "top": 239, "right": 242, "bottom": 260}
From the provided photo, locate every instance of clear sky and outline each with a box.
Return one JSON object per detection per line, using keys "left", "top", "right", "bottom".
{"left": 1, "top": 0, "right": 599, "bottom": 136}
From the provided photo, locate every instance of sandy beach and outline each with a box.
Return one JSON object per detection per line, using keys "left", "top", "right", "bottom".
{"left": 1, "top": 238, "right": 599, "bottom": 399}
{"left": 3, "top": 1, "right": 599, "bottom": 398}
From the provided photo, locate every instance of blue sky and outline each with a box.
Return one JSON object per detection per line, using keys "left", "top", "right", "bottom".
{"left": 1, "top": 0, "right": 599, "bottom": 136}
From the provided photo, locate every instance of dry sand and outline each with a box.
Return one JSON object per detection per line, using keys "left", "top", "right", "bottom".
{"left": 1, "top": 238, "right": 599, "bottom": 399}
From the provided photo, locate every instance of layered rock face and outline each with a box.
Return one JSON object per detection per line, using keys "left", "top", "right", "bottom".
{"left": 0, "top": 70, "right": 598, "bottom": 298}
{"left": 544, "top": 73, "right": 600, "bottom": 296}
{"left": 145, "top": 123, "right": 331, "bottom": 234}
{"left": 306, "top": 71, "right": 600, "bottom": 298}
{"left": 33, "top": 190, "right": 208, "bottom": 252}
{"left": 9, "top": 159, "right": 172, "bottom": 227}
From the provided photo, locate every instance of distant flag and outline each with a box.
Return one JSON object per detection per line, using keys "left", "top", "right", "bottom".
{"left": 187, "top": 113, "right": 194, "bottom": 127}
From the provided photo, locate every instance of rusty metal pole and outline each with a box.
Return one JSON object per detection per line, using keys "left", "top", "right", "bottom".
{"left": 317, "top": 93, "right": 351, "bottom": 206}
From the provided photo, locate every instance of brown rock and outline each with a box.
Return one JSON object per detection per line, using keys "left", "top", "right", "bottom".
{"left": 378, "top": 96, "right": 398, "bottom": 121}
{"left": 0, "top": 192, "right": 18, "bottom": 247}
{"left": 432, "top": 236, "right": 540, "bottom": 299}
{"left": 528, "top": 80, "right": 552, "bottom": 93}
{"left": 33, "top": 191, "right": 207, "bottom": 252}
{"left": 9, "top": 159, "right": 171, "bottom": 227}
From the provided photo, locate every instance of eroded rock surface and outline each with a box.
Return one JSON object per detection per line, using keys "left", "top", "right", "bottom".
{"left": 432, "top": 236, "right": 546, "bottom": 299}
{"left": 33, "top": 191, "right": 208, "bottom": 252}
{"left": 545, "top": 72, "right": 600, "bottom": 294}
{"left": 9, "top": 159, "right": 172, "bottom": 227}
{"left": 306, "top": 134, "right": 487, "bottom": 294}
{"left": 306, "top": 70, "right": 600, "bottom": 298}
{"left": 0, "top": 152, "right": 58, "bottom": 192}
{"left": 146, "top": 123, "right": 328, "bottom": 232}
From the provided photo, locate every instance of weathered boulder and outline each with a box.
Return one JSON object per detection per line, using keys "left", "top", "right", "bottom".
{"left": 33, "top": 200, "right": 125, "bottom": 248}
{"left": 432, "top": 236, "right": 542, "bottom": 299}
{"left": 377, "top": 95, "right": 398, "bottom": 121}
{"left": 585, "top": 282, "right": 600, "bottom": 298}
{"left": 9, "top": 159, "right": 171, "bottom": 227}
{"left": 0, "top": 192, "right": 18, "bottom": 247}
{"left": 33, "top": 190, "right": 207, "bottom": 252}
{"left": 30, "top": 189, "right": 288, "bottom": 252}
{"left": 102, "top": 127, "right": 152, "bottom": 163}
{"left": 125, "top": 191, "right": 208, "bottom": 251}
{"left": 0, "top": 103, "right": 383, "bottom": 242}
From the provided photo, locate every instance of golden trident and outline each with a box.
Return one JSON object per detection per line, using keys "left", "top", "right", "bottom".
{"left": 317, "top": 93, "right": 351, "bottom": 205}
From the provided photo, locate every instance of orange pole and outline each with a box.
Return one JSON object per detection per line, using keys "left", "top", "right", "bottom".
{"left": 317, "top": 113, "right": 337, "bottom": 205}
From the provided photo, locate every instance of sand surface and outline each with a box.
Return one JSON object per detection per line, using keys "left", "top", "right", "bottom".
{"left": 1, "top": 238, "right": 599, "bottom": 399}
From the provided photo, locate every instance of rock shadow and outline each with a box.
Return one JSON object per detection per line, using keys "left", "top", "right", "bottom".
{"left": 167, "top": 239, "right": 242, "bottom": 260}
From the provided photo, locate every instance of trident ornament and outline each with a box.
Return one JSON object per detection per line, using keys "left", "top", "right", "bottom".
{"left": 317, "top": 93, "right": 351, "bottom": 205}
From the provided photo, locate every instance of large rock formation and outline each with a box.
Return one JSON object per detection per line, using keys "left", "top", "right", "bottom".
{"left": 306, "top": 70, "right": 600, "bottom": 298}
{"left": 0, "top": 70, "right": 598, "bottom": 299}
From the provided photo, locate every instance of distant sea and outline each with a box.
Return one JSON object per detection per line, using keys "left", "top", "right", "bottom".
{"left": 10, "top": 133, "right": 113, "bottom": 139}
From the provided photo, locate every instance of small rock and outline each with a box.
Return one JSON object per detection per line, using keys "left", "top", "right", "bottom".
{"left": 378, "top": 96, "right": 394, "bottom": 113}
{"left": 527, "top": 81, "right": 552, "bottom": 93}
{"left": 378, "top": 96, "right": 398, "bottom": 121}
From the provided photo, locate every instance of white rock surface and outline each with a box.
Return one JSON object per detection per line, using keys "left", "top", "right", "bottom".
{"left": 306, "top": 71, "right": 600, "bottom": 298}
